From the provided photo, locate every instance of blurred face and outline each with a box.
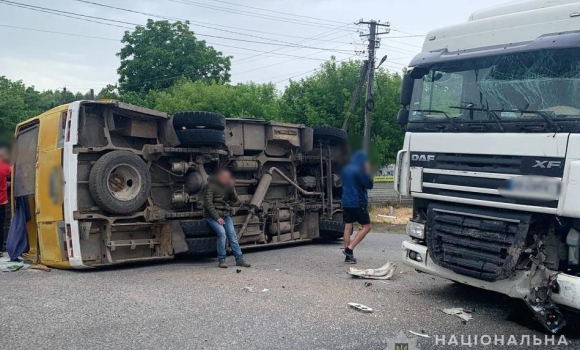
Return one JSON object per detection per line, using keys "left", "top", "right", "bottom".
{"left": 216, "top": 169, "right": 232, "bottom": 186}
{"left": 0, "top": 149, "right": 9, "bottom": 163}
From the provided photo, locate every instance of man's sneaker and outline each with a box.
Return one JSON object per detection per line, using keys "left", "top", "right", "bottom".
{"left": 343, "top": 249, "right": 357, "bottom": 264}
{"left": 218, "top": 260, "right": 228, "bottom": 268}
{"left": 344, "top": 256, "right": 357, "bottom": 264}
{"left": 236, "top": 259, "right": 251, "bottom": 268}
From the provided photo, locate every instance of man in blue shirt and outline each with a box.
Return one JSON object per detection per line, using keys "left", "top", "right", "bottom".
{"left": 341, "top": 150, "right": 374, "bottom": 263}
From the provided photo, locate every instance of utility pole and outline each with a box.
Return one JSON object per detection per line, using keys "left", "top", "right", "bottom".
{"left": 342, "top": 60, "right": 369, "bottom": 131}
{"left": 358, "top": 20, "right": 390, "bottom": 151}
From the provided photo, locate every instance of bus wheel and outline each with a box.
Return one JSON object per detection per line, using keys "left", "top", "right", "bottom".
{"left": 89, "top": 151, "right": 151, "bottom": 215}
{"left": 312, "top": 126, "right": 347, "bottom": 146}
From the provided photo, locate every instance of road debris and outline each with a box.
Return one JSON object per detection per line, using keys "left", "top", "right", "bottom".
{"left": 408, "top": 330, "right": 430, "bottom": 338}
{"left": 364, "top": 282, "right": 372, "bottom": 287}
{"left": 442, "top": 308, "right": 473, "bottom": 322}
{"left": 242, "top": 286, "right": 256, "bottom": 293}
{"left": 348, "top": 262, "right": 396, "bottom": 280}
{"left": 261, "top": 288, "right": 270, "bottom": 293}
{"left": 29, "top": 264, "right": 50, "bottom": 272}
{"left": 348, "top": 302, "right": 373, "bottom": 313}
{"left": 236, "top": 269, "right": 242, "bottom": 273}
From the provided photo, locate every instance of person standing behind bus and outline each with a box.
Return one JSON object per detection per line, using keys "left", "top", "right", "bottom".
{"left": 0, "top": 148, "right": 12, "bottom": 254}
{"left": 204, "top": 168, "right": 251, "bottom": 269}
{"left": 341, "top": 150, "right": 374, "bottom": 264}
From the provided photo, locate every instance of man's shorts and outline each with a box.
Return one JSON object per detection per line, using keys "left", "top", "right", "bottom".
{"left": 343, "top": 207, "right": 371, "bottom": 225}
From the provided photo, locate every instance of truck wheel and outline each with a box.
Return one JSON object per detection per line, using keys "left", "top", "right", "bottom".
{"left": 180, "top": 219, "right": 214, "bottom": 238}
{"left": 173, "top": 111, "right": 226, "bottom": 130}
{"left": 176, "top": 129, "right": 225, "bottom": 147}
{"left": 89, "top": 151, "right": 151, "bottom": 215}
{"left": 313, "top": 126, "right": 347, "bottom": 145}
{"left": 319, "top": 219, "right": 345, "bottom": 240}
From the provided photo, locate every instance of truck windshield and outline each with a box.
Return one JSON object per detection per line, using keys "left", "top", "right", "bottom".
{"left": 409, "top": 48, "right": 580, "bottom": 124}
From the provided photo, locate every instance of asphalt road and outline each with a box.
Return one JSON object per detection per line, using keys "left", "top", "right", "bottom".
{"left": 1, "top": 232, "right": 578, "bottom": 350}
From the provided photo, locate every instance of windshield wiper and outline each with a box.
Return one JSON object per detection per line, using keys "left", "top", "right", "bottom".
{"left": 495, "top": 109, "right": 561, "bottom": 132}
{"left": 449, "top": 106, "right": 505, "bottom": 132}
{"left": 525, "top": 110, "right": 561, "bottom": 132}
{"left": 414, "top": 109, "right": 458, "bottom": 131}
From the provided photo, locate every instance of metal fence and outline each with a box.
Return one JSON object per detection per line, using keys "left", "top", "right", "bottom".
{"left": 368, "top": 181, "right": 412, "bottom": 205}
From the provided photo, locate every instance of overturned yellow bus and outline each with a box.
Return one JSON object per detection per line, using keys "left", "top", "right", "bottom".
{"left": 12, "top": 101, "right": 347, "bottom": 269}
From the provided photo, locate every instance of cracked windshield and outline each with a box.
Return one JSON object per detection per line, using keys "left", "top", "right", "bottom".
{"left": 410, "top": 48, "right": 580, "bottom": 121}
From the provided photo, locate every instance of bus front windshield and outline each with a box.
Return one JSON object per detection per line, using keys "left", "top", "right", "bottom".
{"left": 409, "top": 48, "right": 580, "bottom": 123}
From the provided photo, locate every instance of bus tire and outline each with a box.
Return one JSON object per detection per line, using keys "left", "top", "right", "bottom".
{"left": 312, "top": 126, "right": 347, "bottom": 145}
{"left": 180, "top": 219, "right": 214, "bottom": 238}
{"left": 185, "top": 237, "right": 217, "bottom": 254}
{"left": 89, "top": 151, "right": 151, "bottom": 215}
{"left": 173, "top": 111, "right": 226, "bottom": 130}
{"left": 319, "top": 219, "right": 345, "bottom": 240}
{"left": 176, "top": 129, "right": 225, "bottom": 147}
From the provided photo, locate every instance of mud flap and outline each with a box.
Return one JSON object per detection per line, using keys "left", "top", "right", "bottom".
{"left": 524, "top": 237, "right": 566, "bottom": 334}
{"left": 170, "top": 221, "right": 189, "bottom": 254}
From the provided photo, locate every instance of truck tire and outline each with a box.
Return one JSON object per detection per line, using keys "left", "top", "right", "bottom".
{"left": 176, "top": 129, "right": 225, "bottom": 147}
{"left": 185, "top": 237, "right": 217, "bottom": 254}
{"left": 319, "top": 219, "right": 345, "bottom": 240}
{"left": 313, "top": 126, "right": 347, "bottom": 145}
{"left": 180, "top": 219, "right": 214, "bottom": 238}
{"left": 173, "top": 111, "right": 226, "bottom": 130}
{"left": 89, "top": 151, "right": 151, "bottom": 215}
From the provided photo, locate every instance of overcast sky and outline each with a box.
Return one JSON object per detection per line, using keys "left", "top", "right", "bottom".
{"left": 0, "top": 0, "right": 510, "bottom": 93}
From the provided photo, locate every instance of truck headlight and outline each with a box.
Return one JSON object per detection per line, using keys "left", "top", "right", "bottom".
{"left": 406, "top": 221, "right": 425, "bottom": 239}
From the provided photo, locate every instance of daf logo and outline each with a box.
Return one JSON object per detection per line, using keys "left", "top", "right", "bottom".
{"left": 412, "top": 154, "right": 435, "bottom": 162}
{"left": 533, "top": 160, "right": 562, "bottom": 169}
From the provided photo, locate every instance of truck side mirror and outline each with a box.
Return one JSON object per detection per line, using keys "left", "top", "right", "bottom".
{"left": 397, "top": 108, "right": 409, "bottom": 126}
{"left": 400, "top": 74, "right": 414, "bottom": 106}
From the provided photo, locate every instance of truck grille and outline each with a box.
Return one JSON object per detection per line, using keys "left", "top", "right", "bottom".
{"left": 426, "top": 203, "right": 531, "bottom": 282}
{"left": 412, "top": 152, "right": 564, "bottom": 209}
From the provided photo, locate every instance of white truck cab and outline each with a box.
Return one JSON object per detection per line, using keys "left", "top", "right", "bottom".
{"left": 395, "top": 0, "right": 580, "bottom": 333}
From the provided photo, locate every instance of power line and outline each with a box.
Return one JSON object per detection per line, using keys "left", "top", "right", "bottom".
{"left": 70, "top": 0, "right": 357, "bottom": 43}
{"left": 169, "top": 0, "right": 354, "bottom": 31}
{"left": 1, "top": 0, "right": 354, "bottom": 54}
{"left": 204, "top": 0, "right": 346, "bottom": 25}
{"left": 235, "top": 31, "right": 356, "bottom": 65}
{"left": 0, "top": 23, "right": 344, "bottom": 62}
{"left": 267, "top": 56, "right": 357, "bottom": 84}
{"left": 0, "top": 0, "right": 132, "bottom": 29}
{"left": 69, "top": 0, "right": 356, "bottom": 46}
{"left": 235, "top": 42, "right": 354, "bottom": 76}
{"left": 0, "top": 24, "right": 120, "bottom": 41}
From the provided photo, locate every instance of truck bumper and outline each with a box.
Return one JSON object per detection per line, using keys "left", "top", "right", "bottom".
{"left": 401, "top": 240, "right": 580, "bottom": 311}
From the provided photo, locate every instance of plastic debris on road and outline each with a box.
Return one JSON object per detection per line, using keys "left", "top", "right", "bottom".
{"left": 348, "top": 302, "right": 373, "bottom": 313}
{"left": 348, "top": 262, "right": 397, "bottom": 280}
{"left": 409, "top": 330, "right": 430, "bottom": 338}
{"left": 442, "top": 308, "right": 473, "bottom": 322}
{"left": 242, "top": 286, "right": 256, "bottom": 293}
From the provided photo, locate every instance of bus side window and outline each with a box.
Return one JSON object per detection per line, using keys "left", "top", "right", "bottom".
{"left": 57, "top": 110, "right": 68, "bottom": 149}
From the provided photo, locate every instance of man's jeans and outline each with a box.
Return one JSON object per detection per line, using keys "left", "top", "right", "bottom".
{"left": 205, "top": 216, "right": 244, "bottom": 262}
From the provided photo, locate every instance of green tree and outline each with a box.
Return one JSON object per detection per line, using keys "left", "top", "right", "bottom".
{"left": 117, "top": 20, "right": 232, "bottom": 94}
{"left": 97, "top": 84, "right": 120, "bottom": 100}
{"left": 122, "top": 79, "right": 280, "bottom": 121}
{"left": 279, "top": 58, "right": 405, "bottom": 165}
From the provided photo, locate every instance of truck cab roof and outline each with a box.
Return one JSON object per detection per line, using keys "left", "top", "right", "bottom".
{"left": 421, "top": 0, "right": 580, "bottom": 54}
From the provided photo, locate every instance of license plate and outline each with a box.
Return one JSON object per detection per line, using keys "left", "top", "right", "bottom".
{"left": 501, "top": 176, "right": 560, "bottom": 201}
